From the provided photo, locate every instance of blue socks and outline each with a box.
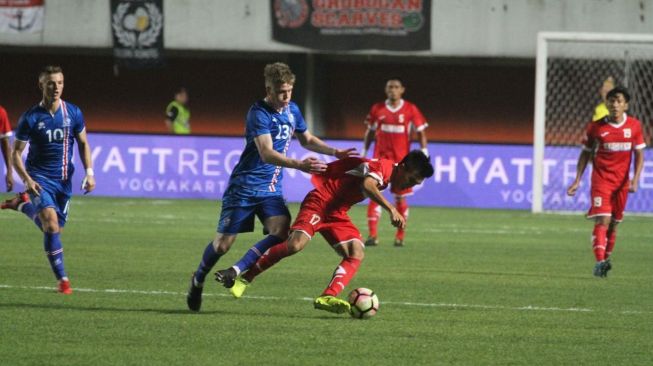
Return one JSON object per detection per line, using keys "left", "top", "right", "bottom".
{"left": 194, "top": 241, "right": 222, "bottom": 284}
{"left": 20, "top": 202, "right": 42, "bottom": 230}
{"left": 43, "top": 232, "right": 67, "bottom": 280}
{"left": 233, "top": 235, "right": 284, "bottom": 274}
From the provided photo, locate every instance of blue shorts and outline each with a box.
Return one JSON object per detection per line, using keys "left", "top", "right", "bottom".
{"left": 29, "top": 175, "right": 72, "bottom": 227}
{"left": 218, "top": 186, "right": 290, "bottom": 234}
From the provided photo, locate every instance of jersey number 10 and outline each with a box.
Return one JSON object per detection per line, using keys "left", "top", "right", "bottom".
{"left": 46, "top": 128, "right": 65, "bottom": 142}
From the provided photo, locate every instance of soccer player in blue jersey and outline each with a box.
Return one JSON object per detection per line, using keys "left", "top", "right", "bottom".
{"left": 1, "top": 66, "right": 95, "bottom": 294}
{"left": 186, "top": 62, "right": 357, "bottom": 311}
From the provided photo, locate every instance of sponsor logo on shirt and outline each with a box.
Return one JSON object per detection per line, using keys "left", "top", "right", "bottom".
{"left": 603, "top": 142, "right": 632, "bottom": 151}
{"left": 37, "top": 121, "right": 46, "bottom": 130}
{"left": 380, "top": 124, "right": 406, "bottom": 133}
{"left": 600, "top": 132, "right": 609, "bottom": 137}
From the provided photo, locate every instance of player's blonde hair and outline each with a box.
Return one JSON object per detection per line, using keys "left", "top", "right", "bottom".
{"left": 39, "top": 65, "right": 63, "bottom": 83}
{"left": 264, "top": 62, "right": 295, "bottom": 88}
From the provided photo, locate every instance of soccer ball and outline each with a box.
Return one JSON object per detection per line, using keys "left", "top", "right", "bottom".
{"left": 348, "top": 287, "right": 379, "bottom": 319}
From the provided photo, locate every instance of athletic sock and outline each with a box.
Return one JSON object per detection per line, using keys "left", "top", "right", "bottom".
{"left": 605, "top": 228, "right": 617, "bottom": 259}
{"left": 20, "top": 202, "right": 42, "bottom": 230}
{"left": 322, "top": 257, "right": 361, "bottom": 297}
{"left": 232, "top": 235, "right": 284, "bottom": 274}
{"left": 43, "top": 232, "right": 67, "bottom": 280}
{"left": 367, "top": 201, "right": 380, "bottom": 238}
{"left": 194, "top": 241, "right": 221, "bottom": 284}
{"left": 395, "top": 199, "right": 409, "bottom": 241}
{"left": 592, "top": 224, "right": 608, "bottom": 262}
{"left": 242, "top": 242, "right": 291, "bottom": 283}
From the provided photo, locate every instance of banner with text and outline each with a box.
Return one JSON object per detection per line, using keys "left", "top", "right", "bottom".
{"left": 4, "top": 134, "right": 652, "bottom": 213}
{"left": 0, "top": 0, "right": 44, "bottom": 34}
{"left": 271, "top": 0, "right": 431, "bottom": 51}
{"left": 111, "top": 0, "right": 164, "bottom": 69}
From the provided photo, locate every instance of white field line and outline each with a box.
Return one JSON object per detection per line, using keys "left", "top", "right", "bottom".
{"left": 1, "top": 284, "right": 649, "bottom": 315}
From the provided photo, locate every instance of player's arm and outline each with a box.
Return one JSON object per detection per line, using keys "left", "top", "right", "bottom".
{"left": 12, "top": 139, "right": 41, "bottom": 196}
{"left": 416, "top": 129, "right": 428, "bottom": 157}
{"left": 629, "top": 148, "right": 645, "bottom": 193}
{"left": 75, "top": 129, "right": 96, "bottom": 193}
{"left": 295, "top": 130, "right": 358, "bottom": 159}
{"left": 362, "top": 127, "right": 375, "bottom": 158}
{"left": 566, "top": 149, "right": 592, "bottom": 196}
{"left": 254, "top": 133, "right": 327, "bottom": 173}
{"left": 361, "top": 176, "right": 405, "bottom": 229}
{"left": 1, "top": 137, "right": 13, "bottom": 191}
{"left": 164, "top": 106, "right": 178, "bottom": 132}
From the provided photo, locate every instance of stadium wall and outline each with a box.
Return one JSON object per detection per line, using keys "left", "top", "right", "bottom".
{"left": 0, "top": 0, "right": 651, "bottom": 57}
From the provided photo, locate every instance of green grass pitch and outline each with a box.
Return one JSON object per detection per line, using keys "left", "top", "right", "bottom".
{"left": 1, "top": 195, "right": 652, "bottom": 365}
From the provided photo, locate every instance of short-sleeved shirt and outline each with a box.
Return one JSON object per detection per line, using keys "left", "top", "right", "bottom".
{"left": 226, "top": 100, "right": 307, "bottom": 196}
{"left": 16, "top": 100, "right": 86, "bottom": 181}
{"left": 0, "top": 105, "right": 12, "bottom": 138}
{"left": 309, "top": 157, "right": 395, "bottom": 212}
{"left": 365, "top": 99, "right": 427, "bottom": 162}
{"left": 582, "top": 114, "right": 646, "bottom": 189}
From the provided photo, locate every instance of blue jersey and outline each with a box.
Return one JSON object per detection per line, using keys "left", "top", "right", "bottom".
{"left": 16, "top": 100, "right": 86, "bottom": 181}
{"left": 227, "top": 100, "right": 308, "bottom": 194}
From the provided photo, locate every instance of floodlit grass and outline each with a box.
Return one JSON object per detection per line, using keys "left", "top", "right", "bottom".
{"left": 1, "top": 195, "right": 652, "bottom": 365}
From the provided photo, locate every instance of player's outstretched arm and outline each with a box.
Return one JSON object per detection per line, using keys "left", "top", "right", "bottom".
{"left": 254, "top": 134, "right": 327, "bottom": 173}
{"left": 296, "top": 130, "right": 358, "bottom": 159}
{"left": 11, "top": 140, "right": 41, "bottom": 196}
{"left": 630, "top": 148, "right": 645, "bottom": 193}
{"left": 362, "top": 176, "right": 405, "bottom": 229}
{"left": 567, "top": 150, "right": 591, "bottom": 196}
{"left": 76, "top": 130, "right": 95, "bottom": 194}
{"left": 1, "top": 137, "right": 13, "bottom": 191}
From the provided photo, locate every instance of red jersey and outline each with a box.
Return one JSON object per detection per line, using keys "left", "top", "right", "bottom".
{"left": 0, "top": 106, "right": 12, "bottom": 138}
{"left": 310, "top": 157, "right": 395, "bottom": 211}
{"left": 582, "top": 114, "right": 646, "bottom": 189}
{"left": 365, "top": 99, "right": 427, "bottom": 162}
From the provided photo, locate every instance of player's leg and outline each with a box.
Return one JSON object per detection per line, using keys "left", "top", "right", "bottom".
{"left": 314, "top": 218, "right": 363, "bottom": 314}
{"left": 394, "top": 195, "right": 409, "bottom": 246}
{"left": 215, "top": 197, "right": 290, "bottom": 287}
{"left": 603, "top": 187, "right": 628, "bottom": 276}
{"left": 241, "top": 230, "right": 310, "bottom": 283}
{"left": 366, "top": 201, "right": 380, "bottom": 246}
{"left": 1, "top": 192, "right": 43, "bottom": 229}
{"left": 587, "top": 188, "right": 612, "bottom": 277}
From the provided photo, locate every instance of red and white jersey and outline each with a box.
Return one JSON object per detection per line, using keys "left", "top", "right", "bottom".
{"left": 0, "top": 106, "right": 12, "bottom": 138}
{"left": 365, "top": 99, "right": 427, "bottom": 162}
{"left": 310, "top": 157, "right": 395, "bottom": 211}
{"left": 582, "top": 114, "right": 646, "bottom": 188}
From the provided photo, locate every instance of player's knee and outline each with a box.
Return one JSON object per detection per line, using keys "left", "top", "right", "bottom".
{"left": 348, "top": 241, "right": 365, "bottom": 260}
{"left": 214, "top": 235, "right": 235, "bottom": 254}
{"left": 286, "top": 233, "right": 308, "bottom": 254}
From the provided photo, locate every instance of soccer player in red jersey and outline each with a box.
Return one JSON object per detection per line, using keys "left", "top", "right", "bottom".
{"left": 362, "top": 77, "right": 429, "bottom": 247}
{"left": 567, "top": 86, "right": 646, "bottom": 278}
{"left": 0, "top": 104, "right": 14, "bottom": 192}
{"left": 216, "top": 150, "right": 434, "bottom": 313}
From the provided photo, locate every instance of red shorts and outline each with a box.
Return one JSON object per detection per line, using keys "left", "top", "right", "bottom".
{"left": 587, "top": 184, "right": 629, "bottom": 222}
{"left": 291, "top": 193, "right": 363, "bottom": 247}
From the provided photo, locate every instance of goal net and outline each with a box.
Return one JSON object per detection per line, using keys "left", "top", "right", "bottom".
{"left": 532, "top": 32, "right": 653, "bottom": 214}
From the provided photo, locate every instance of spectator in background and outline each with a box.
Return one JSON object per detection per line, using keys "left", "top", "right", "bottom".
{"left": 0, "top": 104, "right": 14, "bottom": 191}
{"left": 361, "top": 77, "right": 429, "bottom": 247}
{"left": 165, "top": 87, "right": 191, "bottom": 134}
{"left": 593, "top": 76, "right": 615, "bottom": 122}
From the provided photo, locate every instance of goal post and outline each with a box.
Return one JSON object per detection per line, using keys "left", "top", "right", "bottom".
{"left": 532, "top": 32, "right": 653, "bottom": 213}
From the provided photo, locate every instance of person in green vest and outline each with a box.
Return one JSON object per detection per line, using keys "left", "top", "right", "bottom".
{"left": 165, "top": 87, "right": 191, "bottom": 134}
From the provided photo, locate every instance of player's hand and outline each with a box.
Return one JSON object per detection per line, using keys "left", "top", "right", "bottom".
{"left": 566, "top": 181, "right": 580, "bottom": 196}
{"left": 300, "top": 157, "right": 327, "bottom": 173}
{"left": 24, "top": 178, "right": 42, "bottom": 196}
{"left": 5, "top": 173, "right": 13, "bottom": 192}
{"left": 389, "top": 207, "right": 406, "bottom": 229}
{"left": 82, "top": 175, "right": 96, "bottom": 194}
{"left": 629, "top": 179, "right": 638, "bottom": 193}
{"left": 334, "top": 148, "right": 359, "bottom": 159}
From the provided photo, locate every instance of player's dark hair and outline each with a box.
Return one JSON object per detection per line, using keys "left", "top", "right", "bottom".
{"left": 400, "top": 150, "right": 434, "bottom": 178}
{"left": 607, "top": 86, "right": 631, "bottom": 102}
{"left": 39, "top": 65, "right": 63, "bottom": 82}
{"left": 264, "top": 62, "right": 296, "bottom": 87}
{"left": 386, "top": 77, "right": 404, "bottom": 87}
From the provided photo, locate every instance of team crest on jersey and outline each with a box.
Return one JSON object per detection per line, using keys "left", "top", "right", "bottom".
{"left": 288, "top": 112, "right": 295, "bottom": 123}
{"left": 63, "top": 118, "right": 71, "bottom": 127}
{"left": 623, "top": 128, "right": 631, "bottom": 138}
{"left": 37, "top": 121, "right": 46, "bottom": 130}
{"left": 399, "top": 114, "right": 405, "bottom": 123}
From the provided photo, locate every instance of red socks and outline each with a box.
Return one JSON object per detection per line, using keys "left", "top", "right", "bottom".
{"left": 605, "top": 227, "right": 617, "bottom": 259}
{"left": 367, "top": 201, "right": 380, "bottom": 238}
{"left": 592, "top": 224, "right": 608, "bottom": 262}
{"left": 322, "top": 257, "right": 361, "bottom": 297}
{"left": 242, "top": 242, "right": 291, "bottom": 283}
{"left": 395, "top": 199, "right": 408, "bottom": 241}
